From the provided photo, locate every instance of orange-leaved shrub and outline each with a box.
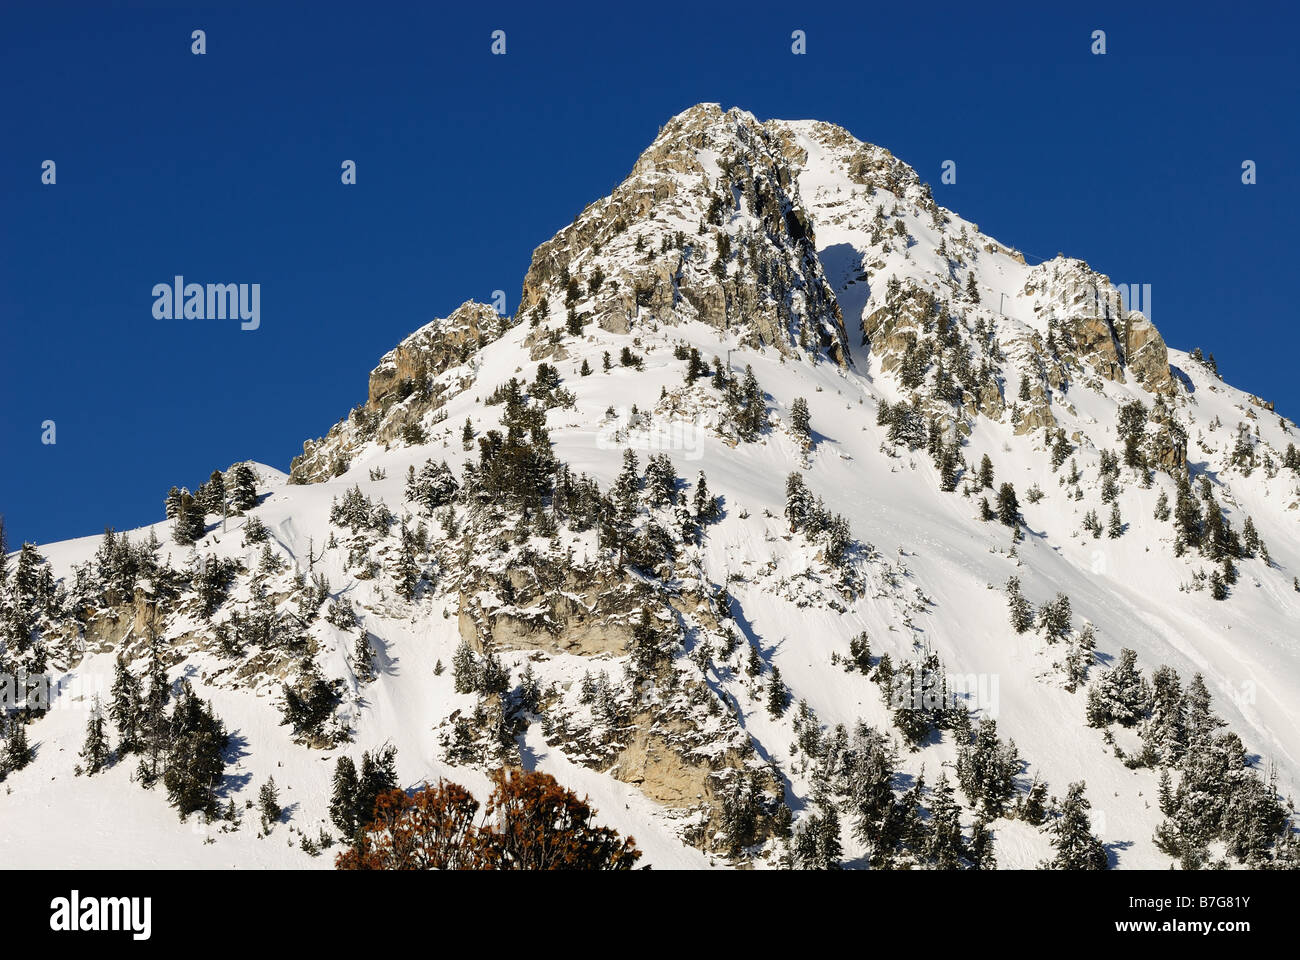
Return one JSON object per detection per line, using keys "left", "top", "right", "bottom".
{"left": 336, "top": 768, "right": 641, "bottom": 871}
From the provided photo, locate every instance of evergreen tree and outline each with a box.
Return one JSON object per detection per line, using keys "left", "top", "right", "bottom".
{"left": 1108, "top": 501, "right": 1123, "bottom": 537}
{"left": 353, "top": 631, "right": 373, "bottom": 682}
{"left": 330, "top": 755, "right": 361, "bottom": 838}
{"left": 451, "top": 640, "right": 480, "bottom": 694}
{"left": 202, "top": 469, "right": 226, "bottom": 515}
{"left": 1020, "top": 779, "right": 1048, "bottom": 826}
{"left": 1210, "top": 569, "right": 1228, "bottom": 600}
{"left": 955, "top": 718, "right": 1019, "bottom": 817}
{"left": 1048, "top": 782, "right": 1108, "bottom": 869}
{"left": 784, "top": 472, "right": 812, "bottom": 531}
{"left": 1143, "top": 665, "right": 1186, "bottom": 767}
{"left": 138, "top": 631, "right": 172, "bottom": 783}
{"left": 790, "top": 397, "right": 812, "bottom": 448}
{"left": 5, "top": 720, "right": 32, "bottom": 771}
{"left": 355, "top": 744, "right": 399, "bottom": 829}
{"left": 767, "top": 666, "right": 788, "bottom": 718}
{"left": 78, "top": 696, "right": 110, "bottom": 775}
{"left": 109, "top": 655, "right": 143, "bottom": 755}
{"left": 977, "top": 454, "right": 994, "bottom": 489}
{"left": 996, "top": 483, "right": 1019, "bottom": 526}
{"left": 259, "top": 776, "right": 281, "bottom": 831}
{"left": 165, "top": 486, "right": 182, "bottom": 520}
{"left": 1153, "top": 490, "right": 1170, "bottom": 522}
{"left": 969, "top": 817, "right": 997, "bottom": 869}
{"left": 163, "top": 681, "right": 229, "bottom": 818}
{"left": 927, "top": 773, "right": 965, "bottom": 869}
{"left": 231, "top": 464, "right": 257, "bottom": 511}
{"left": 938, "top": 446, "right": 959, "bottom": 492}
{"left": 693, "top": 471, "right": 720, "bottom": 525}
{"left": 1086, "top": 648, "right": 1149, "bottom": 727}
{"left": 172, "top": 491, "right": 205, "bottom": 545}
{"left": 1005, "top": 577, "right": 1033, "bottom": 633}
{"left": 848, "top": 631, "right": 872, "bottom": 674}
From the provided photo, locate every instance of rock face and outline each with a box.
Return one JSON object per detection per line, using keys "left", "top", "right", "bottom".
{"left": 1023, "top": 259, "right": 1173, "bottom": 394}
{"left": 367, "top": 301, "right": 503, "bottom": 409}
{"left": 289, "top": 301, "right": 504, "bottom": 483}
{"left": 1122, "top": 312, "right": 1174, "bottom": 393}
{"left": 515, "top": 104, "right": 850, "bottom": 365}
{"left": 456, "top": 562, "right": 642, "bottom": 659}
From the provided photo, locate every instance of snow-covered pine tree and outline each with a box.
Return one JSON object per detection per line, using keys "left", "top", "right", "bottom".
{"left": 78, "top": 696, "right": 110, "bottom": 775}
{"left": 1047, "top": 782, "right": 1108, "bottom": 869}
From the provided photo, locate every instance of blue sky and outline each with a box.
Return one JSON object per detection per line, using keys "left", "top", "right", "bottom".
{"left": 2, "top": 1, "right": 1297, "bottom": 548}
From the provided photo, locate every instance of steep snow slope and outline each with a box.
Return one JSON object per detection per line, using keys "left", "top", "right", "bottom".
{"left": 3, "top": 104, "right": 1297, "bottom": 869}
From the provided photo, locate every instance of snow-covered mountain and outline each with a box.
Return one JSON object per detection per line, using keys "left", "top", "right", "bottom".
{"left": 3, "top": 103, "right": 1298, "bottom": 869}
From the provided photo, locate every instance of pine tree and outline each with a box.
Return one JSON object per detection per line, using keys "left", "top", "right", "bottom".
{"left": 259, "top": 777, "right": 281, "bottom": 831}
{"left": 955, "top": 718, "right": 1019, "bottom": 817}
{"left": 969, "top": 817, "right": 997, "bottom": 869}
{"left": 78, "top": 696, "right": 110, "bottom": 775}
{"left": 1108, "top": 501, "right": 1123, "bottom": 537}
{"left": 109, "top": 655, "right": 142, "bottom": 755}
{"left": 451, "top": 640, "right": 479, "bottom": 694}
{"left": 965, "top": 270, "right": 979, "bottom": 303}
{"left": 1154, "top": 490, "right": 1170, "bottom": 522}
{"left": 978, "top": 454, "right": 994, "bottom": 489}
{"left": 767, "top": 666, "right": 788, "bottom": 718}
{"left": 996, "top": 483, "right": 1019, "bottom": 526}
{"left": 579, "top": 358, "right": 591, "bottom": 377}
{"left": 355, "top": 744, "right": 398, "bottom": 829}
{"left": 461, "top": 417, "right": 474, "bottom": 450}
{"left": 202, "top": 469, "right": 226, "bottom": 515}
{"left": 138, "top": 631, "right": 171, "bottom": 783}
{"left": 927, "top": 773, "right": 965, "bottom": 868}
{"left": 1210, "top": 569, "right": 1228, "bottom": 600}
{"left": 1037, "top": 592, "right": 1072, "bottom": 642}
{"left": 693, "top": 471, "right": 720, "bottom": 525}
{"left": 172, "top": 491, "right": 205, "bottom": 545}
{"left": 163, "top": 681, "right": 229, "bottom": 818}
{"left": 1048, "top": 782, "right": 1108, "bottom": 869}
{"left": 790, "top": 397, "right": 812, "bottom": 448}
{"left": 353, "top": 631, "right": 373, "bottom": 682}
{"left": 1087, "top": 648, "right": 1148, "bottom": 727}
{"left": 5, "top": 721, "right": 32, "bottom": 771}
{"left": 330, "top": 755, "right": 361, "bottom": 838}
{"left": 231, "top": 464, "right": 257, "bottom": 511}
{"left": 938, "top": 446, "right": 959, "bottom": 492}
{"left": 1143, "top": 665, "right": 1186, "bottom": 766}
{"left": 849, "top": 631, "right": 872, "bottom": 674}
{"left": 1020, "top": 779, "right": 1048, "bottom": 826}
{"left": 784, "top": 472, "right": 812, "bottom": 531}
{"left": 165, "top": 486, "right": 182, "bottom": 519}
{"left": 1242, "top": 516, "right": 1260, "bottom": 557}
{"left": 1006, "top": 576, "right": 1034, "bottom": 633}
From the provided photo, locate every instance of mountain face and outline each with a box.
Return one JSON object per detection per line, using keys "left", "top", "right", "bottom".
{"left": 4, "top": 103, "right": 1299, "bottom": 870}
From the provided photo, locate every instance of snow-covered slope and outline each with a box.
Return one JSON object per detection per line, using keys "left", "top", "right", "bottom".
{"left": 3, "top": 104, "right": 1297, "bottom": 870}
